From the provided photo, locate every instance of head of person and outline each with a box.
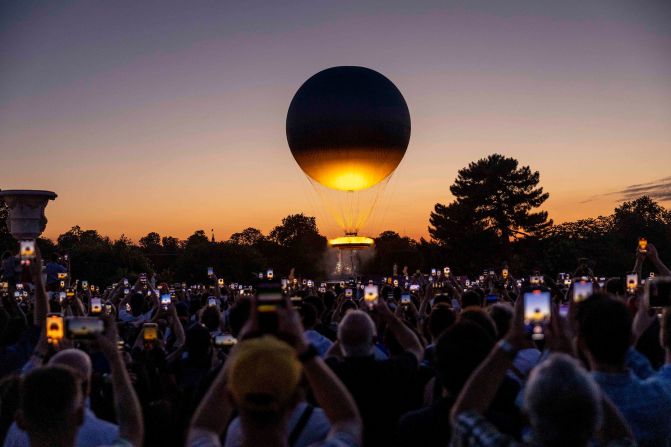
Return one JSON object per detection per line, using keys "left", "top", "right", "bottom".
{"left": 300, "top": 302, "right": 318, "bottom": 330}
{"left": 17, "top": 366, "right": 84, "bottom": 446}
{"left": 575, "top": 293, "right": 631, "bottom": 368}
{"left": 228, "top": 336, "right": 302, "bottom": 428}
{"left": 427, "top": 303, "right": 456, "bottom": 342}
{"left": 435, "top": 321, "right": 494, "bottom": 396}
{"left": 185, "top": 324, "right": 213, "bottom": 368}
{"left": 458, "top": 308, "right": 498, "bottom": 341}
{"left": 48, "top": 349, "right": 92, "bottom": 397}
{"left": 487, "top": 303, "right": 513, "bottom": 341}
{"left": 461, "top": 290, "right": 482, "bottom": 308}
{"left": 130, "top": 292, "right": 146, "bottom": 317}
{"left": 49, "top": 253, "right": 60, "bottom": 263}
{"left": 200, "top": 306, "right": 221, "bottom": 332}
{"left": 524, "top": 353, "right": 602, "bottom": 447}
{"left": 338, "top": 310, "right": 376, "bottom": 358}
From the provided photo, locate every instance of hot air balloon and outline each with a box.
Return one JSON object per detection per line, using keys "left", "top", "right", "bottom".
{"left": 286, "top": 66, "right": 411, "bottom": 255}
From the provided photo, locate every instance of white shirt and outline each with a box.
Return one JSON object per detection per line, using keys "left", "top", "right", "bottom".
{"left": 3, "top": 407, "right": 118, "bottom": 447}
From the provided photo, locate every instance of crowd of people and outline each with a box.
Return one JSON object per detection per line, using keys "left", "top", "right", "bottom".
{"left": 1, "top": 241, "right": 671, "bottom": 447}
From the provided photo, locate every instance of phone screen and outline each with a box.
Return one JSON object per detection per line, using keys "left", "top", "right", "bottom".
{"left": 46, "top": 314, "right": 64, "bottom": 344}
{"left": 207, "top": 297, "right": 217, "bottom": 307}
{"left": 267, "top": 269, "right": 273, "bottom": 279}
{"left": 364, "top": 285, "right": 379, "bottom": 309}
{"left": 647, "top": 278, "right": 671, "bottom": 309}
{"left": 90, "top": 298, "right": 102, "bottom": 315}
{"left": 401, "top": 293, "right": 411, "bottom": 304}
{"left": 639, "top": 237, "right": 648, "bottom": 253}
{"left": 215, "top": 334, "right": 237, "bottom": 347}
{"left": 65, "top": 317, "right": 104, "bottom": 339}
{"left": 20, "top": 240, "right": 36, "bottom": 261}
{"left": 207, "top": 267, "right": 214, "bottom": 277}
{"left": 345, "top": 288, "right": 353, "bottom": 298}
{"left": 161, "top": 294, "right": 171, "bottom": 307}
{"left": 143, "top": 323, "right": 158, "bottom": 341}
{"left": 523, "top": 291, "right": 551, "bottom": 340}
{"left": 626, "top": 273, "right": 638, "bottom": 293}
{"left": 485, "top": 294, "right": 498, "bottom": 305}
{"left": 573, "top": 280, "right": 594, "bottom": 302}
{"left": 409, "top": 284, "right": 420, "bottom": 292}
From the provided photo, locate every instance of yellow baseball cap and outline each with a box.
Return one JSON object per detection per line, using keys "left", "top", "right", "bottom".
{"left": 228, "top": 336, "right": 302, "bottom": 412}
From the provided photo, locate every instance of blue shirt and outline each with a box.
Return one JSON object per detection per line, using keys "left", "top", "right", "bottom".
{"left": 45, "top": 261, "right": 67, "bottom": 285}
{"left": 3, "top": 407, "right": 118, "bottom": 447}
{"left": 592, "top": 364, "right": 671, "bottom": 447}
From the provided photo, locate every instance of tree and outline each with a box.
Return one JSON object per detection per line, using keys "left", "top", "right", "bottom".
{"left": 0, "top": 200, "right": 17, "bottom": 254}
{"left": 229, "top": 227, "right": 266, "bottom": 246}
{"left": 139, "top": 232, "right": 162, "bottom": 251}
{"left": 269, "top": 214, "right": 320, "bottom": 246}
{"left": 446, "top": 154, "right": 551, "bottom": 241}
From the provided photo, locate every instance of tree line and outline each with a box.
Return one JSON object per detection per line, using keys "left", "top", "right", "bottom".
{"left": 2, "top": 154, "right": 670, "bottom": 284}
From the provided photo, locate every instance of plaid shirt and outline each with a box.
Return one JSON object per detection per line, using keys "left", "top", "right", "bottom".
{"left": 451, "top": 411, "right": 635, "bottom": 447}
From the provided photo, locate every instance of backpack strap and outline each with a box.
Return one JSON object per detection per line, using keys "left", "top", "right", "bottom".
{"left": 288, "top": 404, "right": 314, "bottom": 447}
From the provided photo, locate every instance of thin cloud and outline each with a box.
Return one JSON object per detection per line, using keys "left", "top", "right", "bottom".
{"left": 581, "top": 176, "right": 671, "bottom": 203}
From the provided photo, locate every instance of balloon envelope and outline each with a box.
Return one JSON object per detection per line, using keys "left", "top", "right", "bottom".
{"left": 287, "top": 66, "right": 411, "bottom": 192}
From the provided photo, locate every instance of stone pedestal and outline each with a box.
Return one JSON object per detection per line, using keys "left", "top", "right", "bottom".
{"left": 0, "top": 190, "right": 57, "bottom": 240}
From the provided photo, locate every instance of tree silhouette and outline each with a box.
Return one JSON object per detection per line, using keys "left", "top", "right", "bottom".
{"left": 230, "top": 227, "right": 266, "bottom": 246}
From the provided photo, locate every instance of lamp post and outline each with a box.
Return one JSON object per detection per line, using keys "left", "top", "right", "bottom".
{"left": 0, "top": 190, "right": 57, "bottom": 240}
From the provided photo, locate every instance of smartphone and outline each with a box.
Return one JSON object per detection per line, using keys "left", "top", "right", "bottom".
{"left": 364, "top": 285, "right": 379, "bottom": 310}
{"left": 124, "top": 278, "right": 129, "bottom": 287}
{"left": 401, "top": 293, "right": 411, "bottom": 305}
{"left": 267, "top": 269, "right": 274, "bottom": 280}
{"left": 485, "top": 294, "right": 498, "bottom": 305}
{"left": 81, "top": 280, "right": 88, "bottom": 290}
{"left": 626, "top": 273, "right": 638, "bottom": 294}
{"left": 345, "top": 288, "right": 353, "bottom": 298}
{"left": 559, "top": 303, "right": 569, "bottom": 318}
{"left": 339, "top": 281, "right": 345, "bottom": 288}
{"left": 161, "top": 293, "right": 171, "bottom": 309}
{"left": 307, "top": 280, "right": 314, "bottom": 288}
{"left": 502, "top": 268, "right": 509, "bottom": 279}
{"left": 281, "top": 279, "right": 288, "bottom": 289}
{"left": 393, "top": 279, "right": 399, "bottom": 287}
{"left": 647, "top": 277, "right": 671, "bottom": 309}
{"left": 409, "top": 284, "right": 420, "bottom": 292}
{"left": 639, "top": 237, "right": 648, "bottom": 254}
{"left": 523, "top": 290, "right": 551, "bottom": 341}
{"left": 431, "top": 269, "right": 437, "bottom": 276}
{"left": 65, "top": 287, "right": 75, "bottom": 299}
{"left": 58, "top": 272, "right": 68, "bottom": 280}
{"left": 104, "top": 304, "right": 113, "bottom": 316}
{"left": 443, "top": 267, "right": 450, "bottom": 275}
{"left": 65, "top": 317, "right": 104, "bottom": 340}
{"left": 46, "top": 314, "right": 64, "bottom": 344}
{"left": 19, "top": 240, "right": 36, "bottom": 264}
{"left": 143, "top": 323, "right": 158, "bottom": 341}
{"left": 214, "top": 334, "right": 237, "bottom": 347}
{"left": 530, "top": 275, "right": 543, "bottom": 286}
{"left": 573, "top": 279, "right": 594, "bottom": 302}
{"left": 140, "top": 273, "right": 147, "bottom": 285}
{"left": 90, "top": 297, "right": 102, "bottom": 315}
{"left": 256, "top": 283, "right": 284, "bottom": 333}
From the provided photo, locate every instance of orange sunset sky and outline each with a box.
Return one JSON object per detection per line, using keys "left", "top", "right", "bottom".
{"left": 1, "top": 1, "right": 670, "bottom": 242}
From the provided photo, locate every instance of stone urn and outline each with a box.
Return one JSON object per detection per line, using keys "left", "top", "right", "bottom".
{"left": 0, "top": 190, "right": 57, "bottom": 240}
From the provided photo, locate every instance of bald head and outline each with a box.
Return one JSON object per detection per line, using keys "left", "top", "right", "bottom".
{"left": 49, "top": 349, "right": 92, "bottom": 383}
{"left": 338, "top": 310, "right": 376, "bottom": 357}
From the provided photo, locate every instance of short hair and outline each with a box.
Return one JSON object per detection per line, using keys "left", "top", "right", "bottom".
{"left": 300, "top": 303, "right": 318, "bottom": 329}
{"left": 428, "top": 304, "right": 456, "bottom": 340}
{"left": 459, "top": 308, "right": 498, "bottom": 341}
{"left": 487, "top": 303, "right": 513, "bottom": 341}
{"left": 524, "top": 353, "right": 602, "bottom": 447}
{"left": 200, "top": 306, "right": 221, "bottom": 331}
{"left": 575, "top": 293, "right": 631, "bottom": 366}
{"left": 20, "top": 366, "right": 82, "bottom": 438}
{"left": 461, "top": 290, "right": 482, "bottom": 308}
{"left": 435, "top": 321, "right": 494, "bottom": 394}
{"left": 338, "top": 311, "right": 376, "bottom": 357}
